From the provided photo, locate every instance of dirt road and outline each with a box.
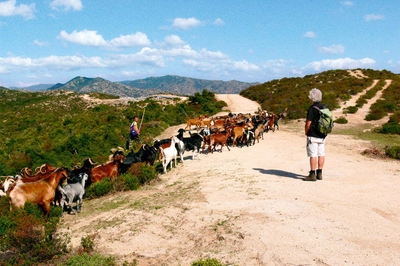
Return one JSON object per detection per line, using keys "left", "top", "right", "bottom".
{"left": 61, "top": 94, "right": 400, "bottom": 266}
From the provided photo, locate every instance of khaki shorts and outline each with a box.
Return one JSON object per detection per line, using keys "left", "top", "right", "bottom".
{"left": 306, "top": 136, "right": 325, "bottom": 157}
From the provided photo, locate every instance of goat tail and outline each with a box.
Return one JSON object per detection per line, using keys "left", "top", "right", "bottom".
{"left": 57, "top": 185, "right": 67, "bottom": 196}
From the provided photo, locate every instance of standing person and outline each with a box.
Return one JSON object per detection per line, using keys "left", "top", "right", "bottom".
{"left": 129, "top": 116, "right": 141, "bottom": 147}
{"left": 304, "top": 88, "right": 326, "bottom": 181}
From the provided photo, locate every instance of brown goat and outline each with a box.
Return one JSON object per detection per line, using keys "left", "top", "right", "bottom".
{"left": 90, "top": 152, "right": 126, "bottom": 183}
{"left": 208, "top": 128, "right": 232, "bottom": 153}
{"left": 9, "top": 167, "right": 70, "bottom": 214}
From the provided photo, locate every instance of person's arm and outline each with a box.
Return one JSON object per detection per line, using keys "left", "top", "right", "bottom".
{"left": 133, "top": 123, "right": 140, "bottom": 135}
{"left": 305, "top": 120, "right": 312, "bottom": 135}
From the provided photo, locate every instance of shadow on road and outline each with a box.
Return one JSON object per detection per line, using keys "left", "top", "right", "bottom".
{"left": 253, "top": 168, "right": 305, "bottom": 179}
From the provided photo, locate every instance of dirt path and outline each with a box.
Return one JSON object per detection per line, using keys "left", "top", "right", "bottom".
{"left": 61, "top": 94, "right": 400, "bottom": 266}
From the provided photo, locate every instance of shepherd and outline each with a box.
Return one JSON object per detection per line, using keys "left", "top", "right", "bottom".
{"left": 130, "top": 116, "right": 140, "bottom": 140}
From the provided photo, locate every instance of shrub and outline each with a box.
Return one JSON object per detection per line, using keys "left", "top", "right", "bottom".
{"left": 121, "top": 174, "right": 141, "bottom": 190}
{"left": 80, "top": 234, "right": 96, "bottom": 253}
{"left": 191, "top": 258, "right": 226, "bottom": 266}
{"left": 60, "top": 253, "right": 116, "bottom": 266}
{"left": 0, "top": 202, "right": 70, "bottom": 265}
{"left": 334, "top": 117, "right": 348, "bottom": 124}
{"left": 85, "top": 178, "right": 113, "bottom": 199}
{"left": 379, "top": 124, "right": 400, "bottom": 134}
{"left": 385, "top": 146, "right": 400, "bottom": 160}
{"left": 126, "top": 163, "right": 159, "bottom": 184}
{"left": 344, "top": 106, "right": 358, "bottom": 114}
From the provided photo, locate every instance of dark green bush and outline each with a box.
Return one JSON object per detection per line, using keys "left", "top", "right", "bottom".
{"left": 120, "top": 174, "right": 141, "bottom": 191}
{"left": 345, "top": 106, "right": 358, "bottom": 114}
{"left": 334, "top": 117, "right": 348, "bottom": 124}
{"left": 385, "top": 146, "right": 400, "bottom": 159}
{"left": 379, "top": 124, "right": 400, "bottom": 134}
{"left": 85, "top": 178, "right": 113, "bottom": 199}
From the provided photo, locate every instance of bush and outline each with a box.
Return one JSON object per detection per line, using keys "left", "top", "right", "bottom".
{"left": 121, "top": 174, "right": 141, "bottom": 190}
{"left": 126, "top": 163, "right": 159, "bottom": 184}
{"left": 385, "top": 146, "right": 400, "bottom": 160}
{"left": 191, "top": 258, "right": 226, "bottom": 266}
{"left": 379, "top": 124, "right": 400, "bottom": 134}
{"left": 85, "top": 178, "right": 113, "bottom": 199}
{"left": 60, "top": 253, "right": 116, "bottom": 266}
{"left": 344, "top": 106, "right": 358, "bottom": 114}
{"left": 334, "top": 117, "right": 348, "bottom": 124}
{"left": 0, "top": 201, "right": 70, "bottom": 265}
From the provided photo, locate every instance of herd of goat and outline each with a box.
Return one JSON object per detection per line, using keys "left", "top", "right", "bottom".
{"left": 0, "top": 111, "right": 283, "bottom": 216}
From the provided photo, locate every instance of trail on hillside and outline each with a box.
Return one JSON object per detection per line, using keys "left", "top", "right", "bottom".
{"left": 60, "top": 93, "right": 400, "bottom": 266}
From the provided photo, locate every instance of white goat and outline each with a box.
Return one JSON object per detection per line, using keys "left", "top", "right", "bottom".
{"left": 60, "top": 173, "right": 88, "bottom": 215}
{"left": 160, "top": 136, "right": 179, "bottom": 173}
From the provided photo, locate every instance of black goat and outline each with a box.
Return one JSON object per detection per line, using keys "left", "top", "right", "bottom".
{"left": 176, "top": 128, "right": 202, "bottom": 159}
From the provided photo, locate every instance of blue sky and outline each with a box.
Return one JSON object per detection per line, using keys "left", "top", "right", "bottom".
{"left": 0, "top": 0, "right": 399, "bottom": 88}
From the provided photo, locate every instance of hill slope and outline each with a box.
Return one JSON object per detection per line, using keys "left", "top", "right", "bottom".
{"left": 46, "top": 75, "right": 257, "bottom": 97}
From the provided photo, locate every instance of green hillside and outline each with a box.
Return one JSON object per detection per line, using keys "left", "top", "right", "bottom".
{"left": 240, "top": 69, "right": 400, "bottom": 134}
{"left": 0, "top": 89, "right": 226, "bottom": 175}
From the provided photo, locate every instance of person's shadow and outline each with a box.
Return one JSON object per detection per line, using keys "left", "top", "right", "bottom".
{"left": 253, "top": 168, "right": 305, "bottom": 179}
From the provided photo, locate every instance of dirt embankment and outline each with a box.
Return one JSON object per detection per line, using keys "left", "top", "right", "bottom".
{"left": 61, "top": 93, "right": 400, "bottom": 266}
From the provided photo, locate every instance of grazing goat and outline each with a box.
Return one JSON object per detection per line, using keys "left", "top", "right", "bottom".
{"left": 60, "top": 173, "right": 88, "bottom": 215}
{"left": 208, "top": 128, "right": 232, "bottom": 153}
{"left": 176, "top": 128, "right": 202, "bottom": 160}
{"left": 120, "top": 144, "right": 160, "bottom": 174}
{"left": 90, "top": 151, "right": 125, "bottom": 184}
{"left": 273, "top": 113, "right": 285, "bottom": 130}
{"left": 184, "top": 117, "right": 203, "bottom": 131}
{"left": 8, "top": 167, "right": 71, "bottom": 214}
{"left": 154, "top": 138, "right": 185, "bottom": 163}
{"left": 160, "top": 136, "right": 179, "bottom": 173}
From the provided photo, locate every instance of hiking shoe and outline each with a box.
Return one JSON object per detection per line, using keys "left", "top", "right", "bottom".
{"left": 316, "top": 170, "right": 323, "bottom": 180}
{"left": 303, "top": 170, "right": 316, "bottom": 181}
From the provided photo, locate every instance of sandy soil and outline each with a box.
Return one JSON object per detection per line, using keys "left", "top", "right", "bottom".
{"left": 61, "top": 92, "right": 400, "bottom": 266}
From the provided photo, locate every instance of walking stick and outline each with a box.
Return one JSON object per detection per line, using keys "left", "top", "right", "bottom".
{"left": 139, "top": 107, "right": 146, "bottom": 130}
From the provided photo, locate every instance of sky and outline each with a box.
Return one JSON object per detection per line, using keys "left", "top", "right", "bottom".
{"left": 0, "top": 0, "right": 399, "bottom": 88}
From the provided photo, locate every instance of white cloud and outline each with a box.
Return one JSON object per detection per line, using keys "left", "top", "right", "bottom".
{"left": 214, "top": 18, "right": 224, "bottom": 26}
{"left": 59, "top": 30, "right": 151, "bottom": 48}
{"left": 109, "top": 32, "right": 151, "bottom": 47}
{"left": 364, "top": 14, "right": 385, "bottom": 21}
{"left": 303, "top": 57, "right": 375, "bottom": 72}
{"left": 341, "top": 1, "right": 354, "bottom": 6}
{"left": 0, "top": 0, "right": 36, "bottom": 19}
{"left": 303, "top": 31, "right": 316, "bottom": 38}
{"left": 33, "top": 40, "right": 49, "bottom": 46}
{"left": 50, "top": 0, "right": 83, "bottom": 11}
{"left": 164, "top": 35, "right": 186, "bottom": 46}
{"left": 172, "top": 17, "right": 202, "bottom": 29}
{"left": 318, "top": 44, "right": 345, "bottom": 54}
{"left": 59, "top": 30, "right": 108, "bottom": 47}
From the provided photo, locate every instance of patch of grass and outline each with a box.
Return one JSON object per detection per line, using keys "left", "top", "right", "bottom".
{"left": 60, "top": 252, "right": 116, "bottom": 266}
{"left": 191, "top": 258, "right": 227, "bottom": 266}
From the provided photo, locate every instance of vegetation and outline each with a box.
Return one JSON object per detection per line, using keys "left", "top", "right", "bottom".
{"left": 0, "top": 89, "right": 226, "bottom": 176}
{"left": 240, "top": 69, "right": 400, "bottom": 129}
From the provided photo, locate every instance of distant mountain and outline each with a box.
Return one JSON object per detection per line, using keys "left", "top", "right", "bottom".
{"left": 46, "top": 75, "right": 257, "bottom": 97}
{"left": 120, "top": 75, "right": 259, "bottom": 95}
{"left": 47, "top": 76, "right": 161, "bottom": 98}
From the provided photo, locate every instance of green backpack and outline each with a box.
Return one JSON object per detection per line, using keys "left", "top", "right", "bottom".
{"left": 313, "top": 106, "right": 334, "bottom": 135}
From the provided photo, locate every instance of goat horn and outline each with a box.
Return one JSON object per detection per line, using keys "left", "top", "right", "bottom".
{"left": 40, "top": 164, "right": 46, "bottom": 174}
